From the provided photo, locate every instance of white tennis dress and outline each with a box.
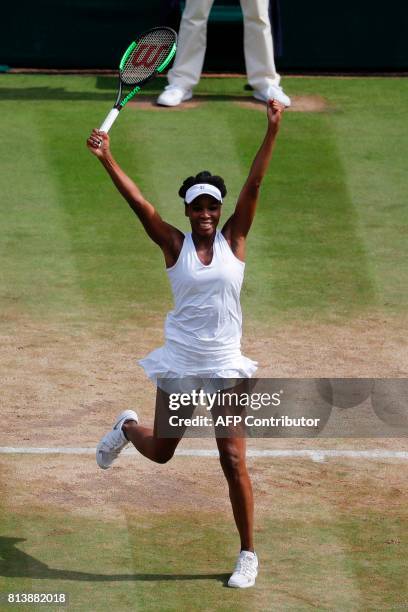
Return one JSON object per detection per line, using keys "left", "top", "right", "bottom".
{"left": 139, "top": 230, "right": 257, "bottom": 383}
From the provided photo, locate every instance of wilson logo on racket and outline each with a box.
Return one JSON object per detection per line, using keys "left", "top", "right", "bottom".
{"left": 98, "top": 27, "right": 177, "bottom": 134}
{"left": 132, "top": 44, "right": 168, "bottom": 68}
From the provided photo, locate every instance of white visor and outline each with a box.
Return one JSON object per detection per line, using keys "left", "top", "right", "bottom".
{"left": 185, "top": 183, "right": 223, "bottom": 204}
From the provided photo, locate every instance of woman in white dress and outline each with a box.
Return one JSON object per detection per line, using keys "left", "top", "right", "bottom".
{"left": 87, "top": 99, "right": 284, "bottom": 588}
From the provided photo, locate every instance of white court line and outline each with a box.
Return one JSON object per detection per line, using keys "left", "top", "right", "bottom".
{"left": 0, "top": 447, "right": 407, "bottom": 463}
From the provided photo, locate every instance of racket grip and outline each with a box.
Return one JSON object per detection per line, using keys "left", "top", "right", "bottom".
{"left": 99, "top": 108, "right": 120, "bottom": 133}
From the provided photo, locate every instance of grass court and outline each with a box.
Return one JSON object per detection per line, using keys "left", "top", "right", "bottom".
{"left": 0, "top": 74, "right": 407, "bottom": 610}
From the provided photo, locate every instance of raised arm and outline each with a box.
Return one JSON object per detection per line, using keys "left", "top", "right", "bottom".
{"left": 222, "top": 100, "right": 284, "bottom": 256}
{"left": 86, "top": 129, "right": 183, "bottom": 263}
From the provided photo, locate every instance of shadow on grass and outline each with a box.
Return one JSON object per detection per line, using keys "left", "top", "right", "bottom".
{"left": 0, "top": 87, "right": 257, "bottom": 104}
{"left": 0, "top": 88, "right": 117, "bottom": 102}
{"left": 0, "top": 537, "right": 228, "bottom": 584}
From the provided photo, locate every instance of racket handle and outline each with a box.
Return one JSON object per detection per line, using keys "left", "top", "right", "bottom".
{"left": 99, "top": 108, "right": 120, "bottom": 133}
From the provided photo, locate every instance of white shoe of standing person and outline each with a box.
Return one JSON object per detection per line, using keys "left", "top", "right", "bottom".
{"left": 96, "top": 409, "right": 138, "bottom": 470}
{"left": 156, "top": 84, "right": 193, "bottom": 106}
{"left": 228, "top": 550, "right": 258, "bottom": 588}
{"left": 253, "top": 84, "right": 291, "bottom": 107}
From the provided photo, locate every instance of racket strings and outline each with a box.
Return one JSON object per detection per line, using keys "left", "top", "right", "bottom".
{"left": 121, "top": 29, "right": 175, "bottom": 85}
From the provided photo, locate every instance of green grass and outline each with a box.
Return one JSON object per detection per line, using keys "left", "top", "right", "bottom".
{"left": 1, "top": 508, "right": 406, "bottom": 611}
{"left": 0, "top": 75, "right": 407, "bottom": 325}
{"left": 1, "top": 76, "right": 407, "bottom": 611}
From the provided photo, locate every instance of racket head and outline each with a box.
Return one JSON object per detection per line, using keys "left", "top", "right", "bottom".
{"left": 119, "top": 27, "right": 177, "bottom": 87}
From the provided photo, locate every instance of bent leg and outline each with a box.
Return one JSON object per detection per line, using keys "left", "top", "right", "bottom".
{"left": 216, "top": 436, "right": 254, "bottom": 552}
{"left": 123, "top": 387, "right": 192, "bottom": 464}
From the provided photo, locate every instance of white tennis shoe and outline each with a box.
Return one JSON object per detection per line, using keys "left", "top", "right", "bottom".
{"left": 96, "top": 409, "right": 138, "bottom": 470}
{"left": 157, "top": 84, "right": 193, "bottom": 106}
{"left": 253, "top": 84, "right": 291, "bottom": 107}
{"left": 228, "top": 550, "right": 258, "bottom": 588}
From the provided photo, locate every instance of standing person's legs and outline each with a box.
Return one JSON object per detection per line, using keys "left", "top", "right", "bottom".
{"left": 158, "top": 0, "right": 214, "bottom": 105}
{"left": 240, "top": 0, "right": 280, "bottom": 91}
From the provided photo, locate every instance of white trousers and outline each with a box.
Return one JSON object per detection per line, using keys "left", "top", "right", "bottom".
{"left": 167, "top": 0, "right": 280, "bottom": 91}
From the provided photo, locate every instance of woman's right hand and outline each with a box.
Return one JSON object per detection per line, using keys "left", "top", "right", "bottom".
{"left": 86, "top": 128, "right": 110, "bottom": 159}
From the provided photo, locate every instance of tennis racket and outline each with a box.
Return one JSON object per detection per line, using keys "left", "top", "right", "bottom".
{"left": 99, "top": 27, "right": 177, "bottom": 133}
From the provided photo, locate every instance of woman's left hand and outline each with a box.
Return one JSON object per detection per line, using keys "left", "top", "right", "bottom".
{"left": 266, "top": 99, "right": 285, "bottom": 131}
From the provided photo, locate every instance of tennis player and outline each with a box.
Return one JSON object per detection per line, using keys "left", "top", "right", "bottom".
{"left": 87, "top": 99, "right": 284, "bottom": 588}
